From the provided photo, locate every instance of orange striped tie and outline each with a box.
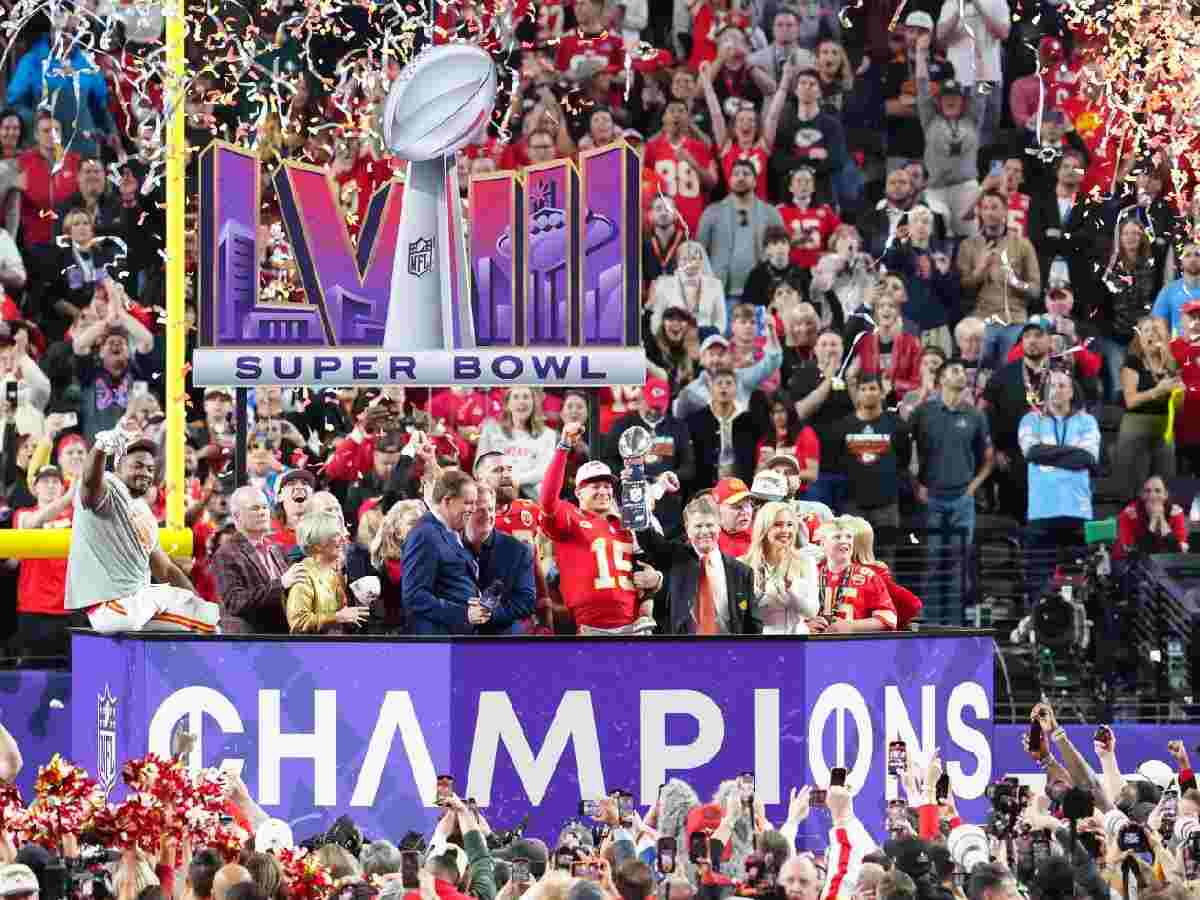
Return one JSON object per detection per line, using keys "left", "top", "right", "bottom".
{"left": 696, "top": 557, "right": 719, "bottom": 635}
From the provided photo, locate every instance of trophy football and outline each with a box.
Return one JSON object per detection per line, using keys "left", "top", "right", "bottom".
{"left": 380, "top": 43, "right": 498, "bottom": 352}
{"left": 617, "top": 425, "right": 653, "bottom": 531}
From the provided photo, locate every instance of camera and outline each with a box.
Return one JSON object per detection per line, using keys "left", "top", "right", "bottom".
{"left": 984, "top": 778, "right": 1028, "bottom": 837}
{"left": 689, "top": 831, "right": 709, "bottom": 864}
{"left": 948, "top": 824, "right": 990, "bottom": 874}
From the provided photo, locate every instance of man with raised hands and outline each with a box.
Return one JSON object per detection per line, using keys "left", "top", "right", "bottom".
{"left": 65, "top": 424, "right": 219, "bottom": 633}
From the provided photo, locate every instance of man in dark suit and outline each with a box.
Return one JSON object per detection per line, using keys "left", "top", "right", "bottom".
{"left": 210, "top": 486, "right": 306, "bottom": 634}
{"left": 636, "top": 495, "right": 762, "bottom": 635}
{"left": 464, "top": 485, "right": 536, "bottom": 635}
{"left": 401, "top": 469, "right": 485, "bottom": 635}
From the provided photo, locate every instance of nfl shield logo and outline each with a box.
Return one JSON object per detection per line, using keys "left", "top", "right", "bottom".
{"left": 407, "top": 236, "right": 434, "bottom": 278}
{"left": 97, "top": 685, "right": 118, "bottom": 797}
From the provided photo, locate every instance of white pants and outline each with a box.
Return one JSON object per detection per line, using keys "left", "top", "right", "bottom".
{"left": 87, "top": 585, "right": 220, "bottom": 634}
{"left": 925, "top": 180, "right": 981, "bottom": 238}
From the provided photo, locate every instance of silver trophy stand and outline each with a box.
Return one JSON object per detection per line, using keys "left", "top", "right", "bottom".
{"left": 382, "top": 154, "right": 476, "bottom": 352}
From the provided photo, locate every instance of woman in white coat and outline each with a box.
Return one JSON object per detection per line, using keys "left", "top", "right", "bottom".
{"left": 740, "top": 501, "right": 819, "bottom": 634}
{"left": 647, "top": 240, "right": 726, "bottom": 336}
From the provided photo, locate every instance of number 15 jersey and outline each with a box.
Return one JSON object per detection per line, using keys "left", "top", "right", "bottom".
{"left": 540, "top": 447, "right": 640, "bottom": 629}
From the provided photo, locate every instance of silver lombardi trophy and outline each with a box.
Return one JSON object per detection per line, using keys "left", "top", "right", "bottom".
{"left": 380, "top": 44, "right": 498, "bottom": 352}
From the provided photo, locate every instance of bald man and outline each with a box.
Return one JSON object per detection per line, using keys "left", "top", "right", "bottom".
{"left": 212, "top": 864, "right": 252, "bottom": 900}
{"left": 210, "top": 486, "right": 304, "bottom": 633}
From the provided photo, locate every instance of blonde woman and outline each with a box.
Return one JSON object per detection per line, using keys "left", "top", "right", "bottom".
{"left": 478, "top": 387, "right": 558, "bottom": 500}
{"left": 1115, "top": 317, "right": 1179, "bottom": 497}
{"left": 740, "top": 501, "right": 818, "bottom": 634}
{"left": 845, "top": 516, "right": 922, "bottom": 629}
{"left": 286, "top": 511, "right": 367, "bottom": 634}
{"left": 647, "top": 241, "right": 726, "bottom": 335}
{"left": 364, "top": 499, "right": 426, "bottom": 633}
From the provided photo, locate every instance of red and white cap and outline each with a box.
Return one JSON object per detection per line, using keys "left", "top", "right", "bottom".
{"left": 1182, "top": 299, "right": 1200, "bottom": 316}
{"left": 575, "top": 460, "right": 619, "bottom": 489}
{"left": 644, "top": 377, "right": 671, "bottom": 412}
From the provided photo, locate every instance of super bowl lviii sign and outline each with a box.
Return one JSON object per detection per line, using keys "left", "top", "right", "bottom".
{"left": 190, "top": 138, "right": 646, "bottom": 387}
{"left": 192, "top": 45, "right": 643, "bottom": 387}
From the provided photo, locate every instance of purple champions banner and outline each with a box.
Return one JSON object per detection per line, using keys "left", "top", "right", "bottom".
{"left": 71, "top": 633, "right": 992, "bottom": 846}
{"left": 191, "top": 142, "right": 645, "bottom": 387}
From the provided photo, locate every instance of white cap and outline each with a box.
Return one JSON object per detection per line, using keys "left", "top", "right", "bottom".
{"left": 575, "top": 460, "right": 618, "bottom": 489}
{"left": 426, "top": 840, "right": 469, "bottom": 879}
{"left": 1136, "top": 759, "right": 1175, "bottom": 790}
{"left": 904, "top": 11, "right": 935, "bottom": 30}
{"left": 255, "top": 818, "right": 295, "bottom": 853}
{"left": 750, "top": 470, "right": 790, "bottom": 502}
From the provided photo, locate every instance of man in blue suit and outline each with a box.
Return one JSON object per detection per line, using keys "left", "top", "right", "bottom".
{"left": 401, "top": 469, "right": 484, "bottom": 634}
{"left": 465, "top": 485, "right": 537, "bottom": 634}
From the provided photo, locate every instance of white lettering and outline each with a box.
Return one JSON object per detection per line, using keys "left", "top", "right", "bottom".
{"left": 808, "top": 683, "right": 872, "bottom": 795}
{"left": 946, "top": 681, "right": 992, "bottom": 799}
{"left": 147, "top": 686, "right": 245, "bottom": 776}
{"left": 351, "top": 691, "right": 438, "bottom": 807}
{"left": 259, "top": 689, "right": 338, "bottom": 806}
{"left": 640, "top": 690, "right": 725, "bottom": 804}
{"left": 466, "top": 691, "right": 604, "bottom": 805}
{"left": 754, "top": 689, "right": 780, "bottom": 804}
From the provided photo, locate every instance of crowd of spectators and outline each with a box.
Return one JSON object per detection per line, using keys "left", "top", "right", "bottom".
{"left": 0, "top": 703, "right": 1199, "bottom": 900}
{"left": 0, "top": 0, "right": 1198, "bottom": 655}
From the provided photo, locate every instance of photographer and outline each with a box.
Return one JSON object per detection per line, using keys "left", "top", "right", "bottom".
{"left": 464, "top": 485, "right": 536, "bottom": 635}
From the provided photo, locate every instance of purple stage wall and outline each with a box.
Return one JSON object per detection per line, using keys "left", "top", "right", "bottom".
{"left": 70, "top": 633, "right": 992, "bottom": 845}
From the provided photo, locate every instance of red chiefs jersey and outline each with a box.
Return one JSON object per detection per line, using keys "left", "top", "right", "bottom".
{"left": 643, "top": 135, "right": 715, "bottom": 237}
{"left": 15, "top": 506, "right": 72, "bottom": 615}
{"left": 755, "top": 427, "right": 820, "bottom": 483}
{"left": 556, "top": 27, "right": 625, "bottom": 75}
{"left": 541, "top": 448, "right": 640, "bottom": 629}
{"left": 815, "top": 560, "right": 898, "bottom": 629}
{"left": 687, "top": 4, "right": 751, "bottom": 70}
{"left": 430, "top": 388, "right": 503, "bottom": 434}
{"left": 534, "top": 0, "right": 568, "bottom": 43}
{"left": 777, "top": 203, "right": 841, "bottom": 268}
{"left": 1007, "top": 193, "right": 1031, "bottom": 237}
{"left": 1170, "top": 336, "right": 1200, "bottom": 446}
{"left": 720, "top": 142, "right": 770, "bottom": 201}
{"left": 495, "top": 498, "right": 546, "bottom": 547}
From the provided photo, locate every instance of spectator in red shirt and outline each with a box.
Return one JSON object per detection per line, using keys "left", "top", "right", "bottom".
{"left": 643, "top": 99, "right": 719, "bottom": 237}
{"left": 777, "top": 167, "right": 842, "bottom": 270}
{"left": 853, "top": 295, "right": 924, "bottom": 402}
{"left": 1114, "top": 475, "right": 1189, "bottom": 559}
{"left": 555, "top": 0, "right": 624, "bottom": 77}
{"left": 754, "top": 397, "right": 820, "bottom": 488}
{"left": 270, "top": 468, "right": 316, "bottom": 558}
{"left": 714, "top": 476, "right": 754, "bottom": 558}
{"left": 17, "top": 111, "right": 80, "bottom": 250}
{"left": 10, "top": 464, "right": 78, "bottom": 658}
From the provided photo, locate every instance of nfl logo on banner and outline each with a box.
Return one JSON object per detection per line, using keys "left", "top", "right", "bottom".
{"left": 190, "top": 47, "right": 644, "bottom": 387}
{"left": 97, "top": 685, "right": 118, "bottom": 797}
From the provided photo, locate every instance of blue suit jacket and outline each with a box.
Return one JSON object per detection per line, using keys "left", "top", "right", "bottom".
{"left": 473, "top": 530, "right": 537, "bottom": 635}
{"left": 401, "top": 512, "right": 479, "bottom": 635}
